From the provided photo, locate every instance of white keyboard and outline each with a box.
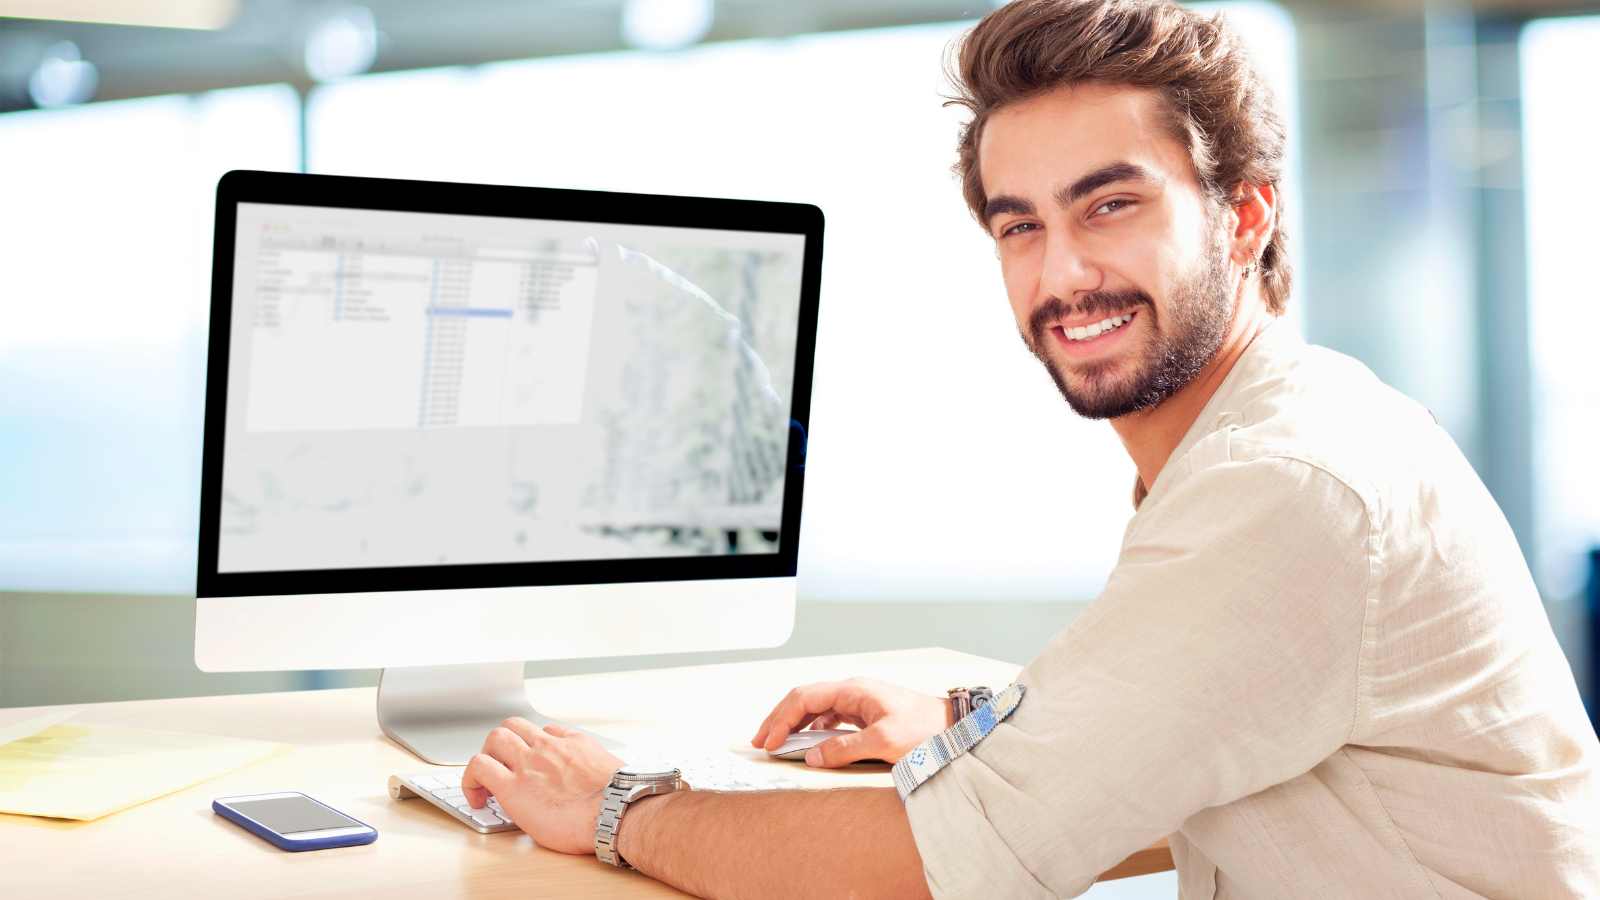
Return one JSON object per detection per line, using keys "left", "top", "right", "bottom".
{"left": 672, "top": 750, "right": 802, "bottom": 793}
{"left": 390, "top": 751, "right": 800, "bottom": 834}
{"left": 388, "top": 771, "right": 517, "bottom": 833}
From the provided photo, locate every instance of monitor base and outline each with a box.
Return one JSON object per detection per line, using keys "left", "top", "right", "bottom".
{"left": 376, "top": 662, "right": 621, "bottom": 765}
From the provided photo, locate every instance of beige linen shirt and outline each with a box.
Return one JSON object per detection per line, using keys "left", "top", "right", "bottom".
{"left": 906, "top": 323, "right": 1600, "bottom": 898}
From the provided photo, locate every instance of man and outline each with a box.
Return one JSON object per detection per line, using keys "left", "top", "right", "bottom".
{"left": 459, "top": 1, "right": 1600, "bottom": 896}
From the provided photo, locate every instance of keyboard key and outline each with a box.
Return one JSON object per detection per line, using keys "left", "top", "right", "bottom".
{"left": 410, "top": 775, "right": 445, "bottom": 791}
{"left": 468, "top": 808, "right": 506, "bottom": 828}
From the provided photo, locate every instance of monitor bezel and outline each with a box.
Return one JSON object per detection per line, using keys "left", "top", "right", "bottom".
{"left": 198, "top": 169, "right": 821, "bottom": 599}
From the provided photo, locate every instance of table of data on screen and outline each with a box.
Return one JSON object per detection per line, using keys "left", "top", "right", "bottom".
{"left": 245, "top": 227, "right": 599, "bottom": 433}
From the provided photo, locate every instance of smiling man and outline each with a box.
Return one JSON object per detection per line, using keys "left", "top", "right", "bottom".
{"left": 459, "top": 1, "right": 1600, "bottom": 897}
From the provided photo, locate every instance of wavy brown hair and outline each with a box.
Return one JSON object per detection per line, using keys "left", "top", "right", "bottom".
{"left": 947, "top": 0, "right": 1292, "bottom": 314}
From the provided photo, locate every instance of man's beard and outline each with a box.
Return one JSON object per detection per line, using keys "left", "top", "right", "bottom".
{"left": 1021, "top": 230, "right": 1234, "bottom": 420}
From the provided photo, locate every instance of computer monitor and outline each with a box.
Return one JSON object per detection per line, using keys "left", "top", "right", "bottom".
{"left": 195, "top": 171, "right": 822, "bottom": 764}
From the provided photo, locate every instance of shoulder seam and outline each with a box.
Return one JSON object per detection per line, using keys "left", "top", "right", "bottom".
{"left": 1226, "top": 439, "right": 1377, "bottom": 512}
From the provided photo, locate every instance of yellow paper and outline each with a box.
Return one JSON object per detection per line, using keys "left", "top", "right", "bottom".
{"left": 0, "top": 708, "right": 79, "bottom": 747}
{"left": 0, "top": 722, "right": 284, "bottom": 821}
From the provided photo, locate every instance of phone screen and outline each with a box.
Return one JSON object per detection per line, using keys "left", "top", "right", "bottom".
{"left": 227, "top": 795, "right": 362, "bottom": 834}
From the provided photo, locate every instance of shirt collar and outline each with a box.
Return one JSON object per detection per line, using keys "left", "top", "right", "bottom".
{"left": 1131, "top": 318, "right": 1299, "bottom": 510}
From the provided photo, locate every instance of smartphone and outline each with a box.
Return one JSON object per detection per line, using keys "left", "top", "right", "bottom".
{"left": 213, "top": 791, "right": 378, "bottom": 851}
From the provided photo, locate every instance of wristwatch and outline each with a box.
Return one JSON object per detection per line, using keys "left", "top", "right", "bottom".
{"left": 594, "top": 766, "right": 683, "bottom": 869}
{"left": 947, "top": 685, "right": 995, "bottom": 723}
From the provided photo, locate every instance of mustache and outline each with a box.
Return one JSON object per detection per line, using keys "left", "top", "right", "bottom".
{"left": 1027, "top": 290, "right": 1152, "bottom": 343}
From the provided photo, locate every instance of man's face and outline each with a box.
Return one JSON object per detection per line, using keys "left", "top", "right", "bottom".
{"left": 979, "top": 83, "right": 1234, "bottom": 420}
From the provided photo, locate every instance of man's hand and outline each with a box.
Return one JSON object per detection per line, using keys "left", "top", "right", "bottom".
{"left": 461, "top": 717, "right": 625, "bottom": 855}
{"left": 750, "top": 677, "right": 951, "bottom": 768}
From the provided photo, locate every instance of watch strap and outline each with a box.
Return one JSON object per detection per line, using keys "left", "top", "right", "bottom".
{"left": 594, "top": 782, "right": 635, "bottom": 868}
{"left": 595, "top": 774, "right": 680, "bottom": 868}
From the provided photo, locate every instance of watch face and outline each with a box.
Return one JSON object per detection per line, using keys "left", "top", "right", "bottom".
{"left": 615, "top": 766, "right": 681, "bottom": 781}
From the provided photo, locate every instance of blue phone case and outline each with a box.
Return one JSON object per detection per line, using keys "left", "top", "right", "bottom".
{"left": 213, "top": 793, "right": 378, "bottom": 852}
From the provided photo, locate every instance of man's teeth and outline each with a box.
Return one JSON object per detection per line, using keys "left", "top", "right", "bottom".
{"left": 1064, "top": 313, "right": 1134, "bottom": 342}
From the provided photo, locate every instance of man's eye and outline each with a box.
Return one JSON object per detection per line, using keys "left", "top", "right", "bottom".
{"left": 1000, "top": 222, "right": 1039, "bottom": 238}
{"left": 1093, "top": 199, "right": 1133, "bottom": 216}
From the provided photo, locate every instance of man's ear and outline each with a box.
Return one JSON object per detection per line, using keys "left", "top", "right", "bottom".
{"left": 1229, "top": 182, "right": 1276, "bottom": 267}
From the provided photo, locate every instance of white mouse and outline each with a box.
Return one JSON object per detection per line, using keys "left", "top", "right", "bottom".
{"left": 768, "top": 728, "right": 857, "bottom": 761}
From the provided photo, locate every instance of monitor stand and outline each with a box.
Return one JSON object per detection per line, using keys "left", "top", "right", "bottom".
{"left": 376, "top": 662, "right": 622, "bottom": 765}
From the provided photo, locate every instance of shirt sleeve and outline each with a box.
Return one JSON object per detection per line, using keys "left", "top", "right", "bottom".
{"left": 904, "top": 455, "right": 1374, "bottom": 898}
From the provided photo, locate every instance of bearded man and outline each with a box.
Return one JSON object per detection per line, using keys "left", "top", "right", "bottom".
{"left": 458, "top": 1, "right": 1600, "bottom": 896}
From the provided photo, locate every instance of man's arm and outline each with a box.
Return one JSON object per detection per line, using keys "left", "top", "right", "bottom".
{"left": 901, "top": 456, "right": 1373, "bottom": 895}
{"left": 618, "top": 787, "right": 932, "bottom": 900}
{"left": 460, "top": 721, "right": 936, "bottom": 899}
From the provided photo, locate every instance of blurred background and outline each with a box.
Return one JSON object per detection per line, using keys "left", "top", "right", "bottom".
{"left": 1, "top": 0, "right": 1596, "bottom": 822}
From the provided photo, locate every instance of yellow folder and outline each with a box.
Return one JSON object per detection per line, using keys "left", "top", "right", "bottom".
{"left": 0, "top": 719, "right": 284, "bottom": 822}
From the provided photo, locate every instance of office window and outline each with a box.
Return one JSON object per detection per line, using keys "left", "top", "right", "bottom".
{"left": 310, "top": 6, "right": 1297, "bottom": 602}
{"left": 0, "top": 86, "right": 300, "bottom": 594}
{"left": 1522, "top": 16, "right": 1600, "bottom": 600}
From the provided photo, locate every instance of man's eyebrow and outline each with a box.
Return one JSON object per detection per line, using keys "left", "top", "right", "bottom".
{"left": 982, "top": 194, "right": 1035, "bottom": 227}
{"left": 983, "top": 162, "right": 1160, "bottom": 229}
{"left": 1057, "top": 162, "right": 1159, "bottom": 207}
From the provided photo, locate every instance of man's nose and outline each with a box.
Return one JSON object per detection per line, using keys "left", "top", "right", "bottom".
{"left": 1038, "top": 232, "right": 1099, "bottom": 302}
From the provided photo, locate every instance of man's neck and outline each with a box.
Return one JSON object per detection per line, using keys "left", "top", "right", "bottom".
{"left": 1112, "top": 300, "right": 1272, "bottom": 496}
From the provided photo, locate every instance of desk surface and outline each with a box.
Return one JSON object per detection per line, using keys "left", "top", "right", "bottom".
{"left": 4, "top": 648, "right": 1171, "bottom": 897}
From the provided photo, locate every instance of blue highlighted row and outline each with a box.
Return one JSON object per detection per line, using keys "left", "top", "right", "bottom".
{"left": 426, "top": 307, "right": 513, "bottom": 318}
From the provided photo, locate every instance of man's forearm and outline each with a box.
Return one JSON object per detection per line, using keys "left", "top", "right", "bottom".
{"left": 615, "top": 787, "right": 933, "bottom": 900}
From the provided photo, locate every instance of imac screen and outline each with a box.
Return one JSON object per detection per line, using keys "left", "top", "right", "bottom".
{"left": 217, "top": 203, "right": 806, "bottom": 574}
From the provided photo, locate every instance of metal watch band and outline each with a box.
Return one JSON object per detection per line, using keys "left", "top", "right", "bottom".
{"left": 595, "top": 771, "right": 681, "bottom": 869}
{"left": 594, "top": 783, "right": 635, "bottom": 868}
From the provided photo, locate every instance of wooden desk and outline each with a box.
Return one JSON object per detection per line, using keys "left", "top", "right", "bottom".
{"left": 3, "top": 648, "right": 1172, "bottom": 896}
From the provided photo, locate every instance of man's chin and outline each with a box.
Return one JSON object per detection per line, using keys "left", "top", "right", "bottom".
{"left": 1029, "top": 338, "right": 1159, "bottom": 419}
{"left": 1052, "top": 366, "right": 1150, "bottom": 420}
{"left": 1061, "top": 389, "right": 1144, "bottom": 420}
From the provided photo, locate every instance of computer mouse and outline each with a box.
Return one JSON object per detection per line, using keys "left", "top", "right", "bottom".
{"left": 768, "top": 728, "right": 857, "bottom": 761}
